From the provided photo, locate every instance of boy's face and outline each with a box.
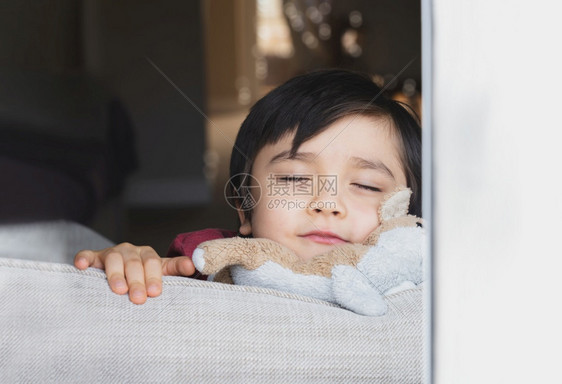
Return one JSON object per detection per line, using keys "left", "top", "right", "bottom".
{"left": 238, "top": 115, "right": 407, "bottom": 261}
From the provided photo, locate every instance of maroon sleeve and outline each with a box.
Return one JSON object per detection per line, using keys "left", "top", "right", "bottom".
{"left": 166, "top": 228, "right": 237, "bottom": 259}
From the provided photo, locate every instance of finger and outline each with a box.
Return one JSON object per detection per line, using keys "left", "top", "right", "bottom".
{"left": 140, "top": 247, "right": 162, "bottom": 297}
{"left": 75, "top": 249, "right": 106, "bottom": 270}
{"left": 162, "top": 257, "right": 195, "bottom": 277}
{"left": 104, "top": 250, "right": 128, "bottom": 295}
{"left": 74, "top": 249, "right": 95, "bottom": 270}
{"left": 124, "top": 256, "right": 147, "bottom": 305}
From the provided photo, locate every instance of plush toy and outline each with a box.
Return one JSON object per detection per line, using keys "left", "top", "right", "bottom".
{"left": 192, "top": 188, "right": 425, "bottom": 316}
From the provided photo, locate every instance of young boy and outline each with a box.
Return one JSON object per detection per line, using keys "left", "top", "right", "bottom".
{"left": 75, "top": 69, "right": 422, "bottom": 304}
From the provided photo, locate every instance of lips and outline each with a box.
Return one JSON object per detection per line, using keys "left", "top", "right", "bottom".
{"left": 300, "top": 230, "right": 348, "bottom": 245}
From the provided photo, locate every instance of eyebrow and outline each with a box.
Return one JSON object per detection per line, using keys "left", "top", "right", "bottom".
{"left": 269, "top": 151, "right": 395, "bottom": 180}
{"left": 351, "top": 156, "right": 395, "bottom": 180}
{"left": 269, "top": 150, "right": 316, "bottom": 164}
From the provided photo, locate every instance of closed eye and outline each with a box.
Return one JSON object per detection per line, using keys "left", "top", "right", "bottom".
{"left": 352, "top": 183, "right": 381, "bottom": 192}
{"left": 278, "top": 176, "right": 312, "bottom": 183}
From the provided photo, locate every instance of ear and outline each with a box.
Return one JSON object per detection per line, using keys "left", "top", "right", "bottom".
{"left": 237, "top": 209, "right": 252, "bottom": 236}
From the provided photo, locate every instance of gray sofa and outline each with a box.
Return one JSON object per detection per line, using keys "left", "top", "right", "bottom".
{"left": 0, "top": 221, "right": 424, "bottom": 383}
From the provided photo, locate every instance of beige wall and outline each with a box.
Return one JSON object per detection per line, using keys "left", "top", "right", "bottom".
{"left": 204, "top": 0, "right": 257, "bottom": 112}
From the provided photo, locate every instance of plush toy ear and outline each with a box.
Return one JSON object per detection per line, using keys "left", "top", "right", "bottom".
{"left": 379, "top": 187, "right": 412, "bottom": 221}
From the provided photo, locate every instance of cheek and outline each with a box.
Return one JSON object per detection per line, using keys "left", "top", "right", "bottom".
{"left": 347, "top": 197, "right": 382, "bottom": 242}
{"left": 249, "top": 201, "right": 291, "bottom": 240}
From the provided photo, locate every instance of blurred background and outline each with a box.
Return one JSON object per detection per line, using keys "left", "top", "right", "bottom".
{"left": 0, "top": 0, "right": 420, "bottom": 255}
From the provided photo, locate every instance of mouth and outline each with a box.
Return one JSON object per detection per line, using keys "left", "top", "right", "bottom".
{"left": 300, "top": 230, "right": 348, "bottom": 245}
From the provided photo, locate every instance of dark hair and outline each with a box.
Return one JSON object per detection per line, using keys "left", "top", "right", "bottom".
{"left": 228, "top": 69, "right": 422, "bottom": 222}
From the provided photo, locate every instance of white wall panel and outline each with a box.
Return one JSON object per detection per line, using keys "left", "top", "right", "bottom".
{"left": 431, "top": 1, "right": 562, "bottom": 382}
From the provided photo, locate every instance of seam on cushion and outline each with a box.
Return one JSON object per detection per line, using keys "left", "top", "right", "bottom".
{"left": 0, "top": 257, "right": 108, "bottom": 278}
{"left": 0, "top": 257, "right": 423, "bottom": 310}
{"left": 0, "top": 257, "right": 339, "bottom": 308}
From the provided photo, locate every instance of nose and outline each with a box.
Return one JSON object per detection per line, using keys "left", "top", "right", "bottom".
{"left": 307, "top": 179, "right": 346, "bottom": 217}
{"left": 308, "top": 202, "right": 344, "bottom": 216}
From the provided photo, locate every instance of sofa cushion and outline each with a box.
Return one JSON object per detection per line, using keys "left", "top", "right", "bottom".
{"left": 0, "top": 257, "right": 424, "bottom": 383}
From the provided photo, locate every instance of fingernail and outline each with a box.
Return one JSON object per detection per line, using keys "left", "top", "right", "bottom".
{"left": 114, "top": 280, "right": 126, "bottom": 290}
{"left": 131, "top": 289, "right": 144, "bottom": 299}
{"left": 147, "top": 284, "right": 158, "bottom": 294}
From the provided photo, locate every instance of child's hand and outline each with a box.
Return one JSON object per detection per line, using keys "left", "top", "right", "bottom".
{"left": 74, "top": 243, "right": 195, "bottom": 304}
